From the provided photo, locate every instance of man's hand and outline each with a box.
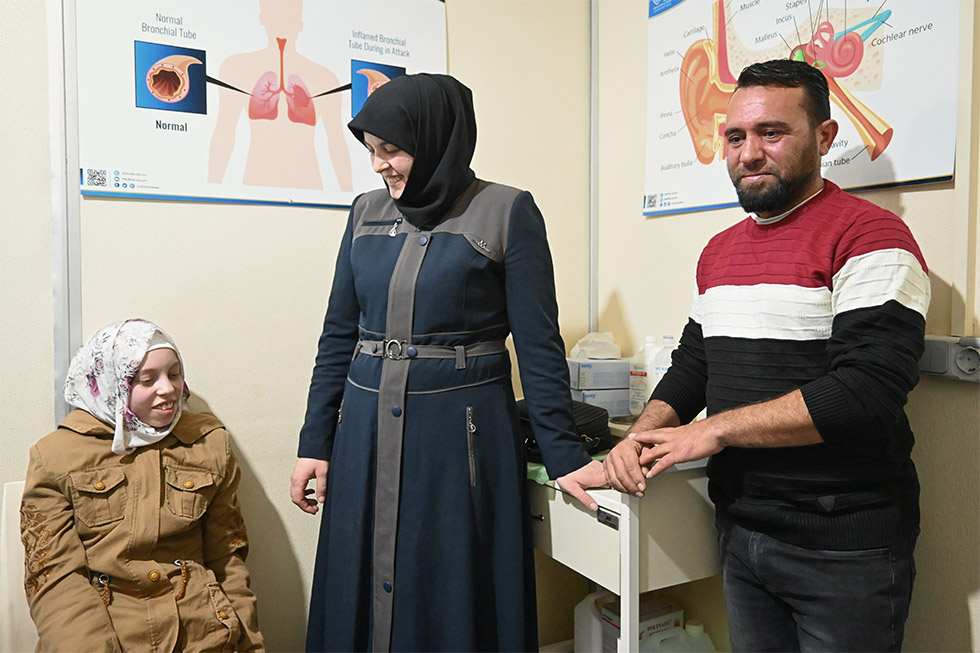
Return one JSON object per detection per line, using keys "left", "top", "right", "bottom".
{"left": 603, "top": 399, "right": 683, "bottom": 496}
{"left": 633, "top": 420, "right": 724, "bottom": 479}
{"left": 603, "top": 437, "right": 652, "bottom": 496}
{"left": 290, "top": 457, "right": 329, "bottom": 514}
{"left": 556, "top": 460, "right": 608, "bottom": 512}
{"left": 632, "top": 390, "right": 822, "bottom": 478}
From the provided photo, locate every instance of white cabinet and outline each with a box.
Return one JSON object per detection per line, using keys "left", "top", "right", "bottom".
{"left": 528, "top": 466, "right": 720, "bottom": 652}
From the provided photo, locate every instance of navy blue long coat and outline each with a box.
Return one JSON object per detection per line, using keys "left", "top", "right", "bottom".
{"left": 298, "top": 179, "right": 591, "bottom": 652}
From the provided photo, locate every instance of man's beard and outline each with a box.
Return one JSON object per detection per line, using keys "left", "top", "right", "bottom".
{"left": 732, "top": 150, "right": 819, "bottom": 215}
{"left": 734, "top": 175, "right": 793, "bottom": 214}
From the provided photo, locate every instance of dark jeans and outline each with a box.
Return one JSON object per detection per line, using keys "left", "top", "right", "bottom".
{"left": 718, "top": 522, "right": 917, "bottom": 652}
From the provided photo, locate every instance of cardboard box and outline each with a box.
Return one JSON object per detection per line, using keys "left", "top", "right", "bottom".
{"left": 571, "top": 389, "right": 630, "bottom": 418}
{"left": 600, "top": 595, "right": 684, "bottom": 652}
{"left": 567, "top": 358, "right": 630, "bottom": 390}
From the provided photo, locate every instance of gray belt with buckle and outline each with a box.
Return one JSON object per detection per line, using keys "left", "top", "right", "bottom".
{"left": 356, "top": 339, "right": 507, "bottom": 370}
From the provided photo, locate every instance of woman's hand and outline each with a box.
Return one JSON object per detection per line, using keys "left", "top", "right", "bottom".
{"left": 555, "top": 459, "right": 608, "bottom": 512}
{"left": 602, "top": 437, "right": 651, "bottom": 497}
{"left": 290, "top": 457, "right": 329, "bottom": 514}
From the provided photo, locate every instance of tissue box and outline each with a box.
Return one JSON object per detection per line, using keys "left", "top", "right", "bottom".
{"left": 571, "top": 389, "right": 630, "bottom": 418}
{"left": 567, "top": 358, "right": 630, "bottom": 389}
{"left": 600, "top": 595, "right": 684, "bottom": 652}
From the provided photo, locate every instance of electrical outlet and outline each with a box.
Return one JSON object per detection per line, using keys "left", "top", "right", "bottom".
{"left": 919, "top": 336, "right": 980, "bottom": 382}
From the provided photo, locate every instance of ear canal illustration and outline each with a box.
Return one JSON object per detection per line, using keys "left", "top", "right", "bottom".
{"left": 357, "top": 68, "right": 391, "bottom": 96}
{"left": 679, "top": 40, "right": 735, "bottom": 165}
{"left": 677, "top": 0, "right": 894, "bottom": 164}
{"left": 146, "top": 54, "right": 203, "bottom": 103}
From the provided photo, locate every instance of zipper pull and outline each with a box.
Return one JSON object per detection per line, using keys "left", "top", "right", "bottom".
{"left": 466, "top": 406, "right": 476, "bottom": 434}
{"left": 389, "top": 218, "right": 403, "bottom": 237}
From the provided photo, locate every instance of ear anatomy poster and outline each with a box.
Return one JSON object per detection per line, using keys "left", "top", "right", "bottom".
{"left": 644, "top": 0, "right": 958, "bottom": 216}
{"left": 75, "top": 0, "right": 447, "bottom": 208}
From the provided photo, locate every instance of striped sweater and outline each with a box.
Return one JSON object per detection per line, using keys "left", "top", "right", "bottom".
{"left": 653, "top": 181, "right": 930, "bottom": 549}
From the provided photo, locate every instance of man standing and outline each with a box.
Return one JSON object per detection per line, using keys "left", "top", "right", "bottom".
{"left": 604, "top": 59, "right": 929, "bottom": 651}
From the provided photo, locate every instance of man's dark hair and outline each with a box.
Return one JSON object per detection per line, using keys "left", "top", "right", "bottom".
{"left": 736, "top": 59, "right": 831, "bottom": 126}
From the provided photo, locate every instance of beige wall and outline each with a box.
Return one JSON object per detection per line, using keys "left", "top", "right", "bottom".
{"left": 0, "top": 2, "right": 57, "bottom": 497}
{"left": 3, "top": 0, "right": 978, "bottom": 650}
{"left": 595, "top": 1, "right": 980, "bottom": 651}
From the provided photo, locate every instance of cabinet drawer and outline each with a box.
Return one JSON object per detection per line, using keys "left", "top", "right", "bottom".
{"left": 528, "top": 482, "right": 622, "bottom": 593}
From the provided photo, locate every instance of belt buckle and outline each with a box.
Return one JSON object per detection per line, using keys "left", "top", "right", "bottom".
{"left": 384, "top": 339, "right": 406, "bottom": 359}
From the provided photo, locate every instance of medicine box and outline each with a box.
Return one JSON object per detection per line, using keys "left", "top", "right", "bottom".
{"left": 567, "top": 358, "right": 630, "bottom": 390}
{"left": 600, "top": 595, "right": 684, "bottom": 652}
{"left": 571, "top": 389, "right": 630, "bottom": 418}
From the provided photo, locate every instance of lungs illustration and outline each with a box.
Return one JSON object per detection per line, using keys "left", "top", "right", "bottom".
{"left": 248, "top": 37, "right": 316, "bottom": 125}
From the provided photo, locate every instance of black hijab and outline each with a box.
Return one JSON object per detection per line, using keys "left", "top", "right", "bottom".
{"left": 348, "top": 74, "right": 477, "bottom": 228}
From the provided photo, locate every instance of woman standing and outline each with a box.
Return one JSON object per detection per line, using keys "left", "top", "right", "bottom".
{"left": 290, "top": 74, "right": 604, "bottom": 652}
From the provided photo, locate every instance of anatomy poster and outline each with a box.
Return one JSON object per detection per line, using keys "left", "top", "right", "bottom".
{"left": 644, "top": 0, "right": 958, "bottom": 216}
{"left": 75, "top": 0, "right": 447, "bottom": 208}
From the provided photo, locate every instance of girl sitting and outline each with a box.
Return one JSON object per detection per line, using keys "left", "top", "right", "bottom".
{"left": 20, "top": 319, "right": 263, "bottom": 652}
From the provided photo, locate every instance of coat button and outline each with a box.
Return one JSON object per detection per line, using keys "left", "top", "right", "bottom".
{"left": 372, "top": 343, "right": 379, "bottom": 353}
{"left": 218, "top": 610, "right": 229, "bottom": 619}
{"left": 391, "top": 406, "right": 402, "bottom": 417}
{"left": 93, "top": 481, "right": 106, "bottom": 491}
{"left": 148, "top": 571, "right": 161, "bottom": 582}
{"left": 419, "top": 236, "right": 428, "bottom": 246}
{"left": 183, "top": 480, "right": 195, "bottom": 489}
{"left": 383, "top": 581, "right": 392, "bottom": 593}
{"left": 406, "top": 346, "right": 418, "bottom": 358}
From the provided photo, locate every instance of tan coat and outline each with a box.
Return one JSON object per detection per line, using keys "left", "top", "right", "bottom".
{"left": 20, "top": 410, "right": 264, "bottom": 652}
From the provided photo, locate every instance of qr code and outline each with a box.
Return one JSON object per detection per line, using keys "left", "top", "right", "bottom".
{"left": 86, "top": 169, "right": 107, "bottom": 187}
{"left": 644, "top": 194, "right": 658, "bottom": 209}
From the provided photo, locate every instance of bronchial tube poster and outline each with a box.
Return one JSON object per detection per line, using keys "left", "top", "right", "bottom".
{"left": 75, "top": 0, "right": 447, "bottom": 207}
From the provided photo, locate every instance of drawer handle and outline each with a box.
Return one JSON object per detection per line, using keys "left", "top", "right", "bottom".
{"left": 597, "top": 507, "right": 619, "bottom": 530}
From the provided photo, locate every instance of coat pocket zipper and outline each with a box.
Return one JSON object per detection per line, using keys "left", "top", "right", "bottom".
{"left": 466, "top": 406, "right": 477, "bottom": 488}
{"left": 360, "top": 218, "right": 403, "bottom": 236}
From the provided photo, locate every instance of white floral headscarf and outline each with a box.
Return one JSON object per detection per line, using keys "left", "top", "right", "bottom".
{"left": 64, "top": 319, "right": 188, "bottom": 455}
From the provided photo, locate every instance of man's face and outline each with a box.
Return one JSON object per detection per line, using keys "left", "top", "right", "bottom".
{"left": 724, "top": 85, "right": 836, "bottom": 218}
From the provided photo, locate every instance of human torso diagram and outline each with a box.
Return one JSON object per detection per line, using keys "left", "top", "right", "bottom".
{"left": 208, "top": 38, "right": 353, "bottom": 191}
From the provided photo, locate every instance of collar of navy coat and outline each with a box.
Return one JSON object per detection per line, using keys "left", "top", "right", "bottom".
{"left": 352, "top": 179, "right": 516, "bottom": 264}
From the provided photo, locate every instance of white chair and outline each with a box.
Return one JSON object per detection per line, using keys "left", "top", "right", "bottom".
{"left": 1, "top": 480, "right": 37, "bottom": 653}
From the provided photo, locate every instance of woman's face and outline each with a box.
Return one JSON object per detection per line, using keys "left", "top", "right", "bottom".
{"left": 129, "top": 348, "right": 183, "bottom": 428}
{"left": 364, "top": 132, "right": 414, "bottom": 199}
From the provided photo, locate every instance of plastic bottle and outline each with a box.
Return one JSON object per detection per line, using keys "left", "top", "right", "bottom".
{"left": 649, "top": 620, "right": 716, "bottom": 652}
{"left": 650, "top": 335, "right": 676, "bottom": 392}
{"left": 629, "top": 336, "right": 659, "bottom": 416}
{"left": 573, "top": 589, "right": 614, "bottom": 653}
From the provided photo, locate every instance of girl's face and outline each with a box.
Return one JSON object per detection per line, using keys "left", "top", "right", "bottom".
{"left": 128, "top": 348, "right": 183, "bottom": 428}
{"left": 364, "top": 132, "right": 414, "bottom": 199}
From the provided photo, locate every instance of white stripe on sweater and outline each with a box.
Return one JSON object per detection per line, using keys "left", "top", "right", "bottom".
{"left": 832, "top": 248, "right": 930, "bottom": 318}
{"left": 691, "top": 250, "right": 929, "bottom": 341}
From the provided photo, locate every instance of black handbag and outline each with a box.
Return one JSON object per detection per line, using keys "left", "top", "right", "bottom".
{"left": 518, "top": 399, "right": 614, "bottom": 463}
